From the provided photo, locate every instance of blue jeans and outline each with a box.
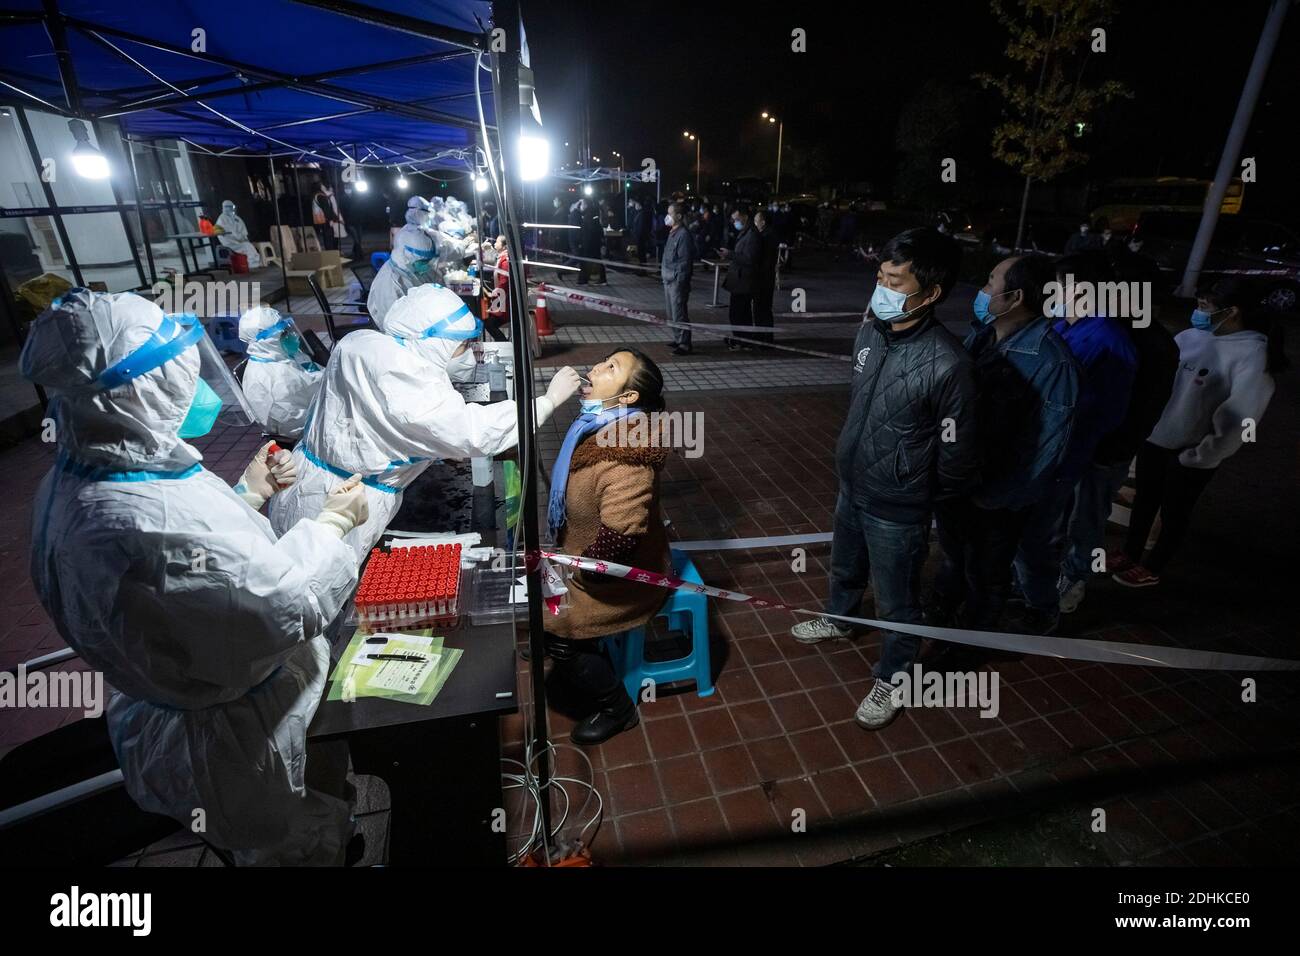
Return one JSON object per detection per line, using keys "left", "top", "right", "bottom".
{"left": 1061, "top": 459, "right": 1131, "bottom": 584}
{"left": 825, "top": 493, "right": 930, "bottom": 682}
{"left": 1012, "top": 477, "right": 1075, "bottom": 614}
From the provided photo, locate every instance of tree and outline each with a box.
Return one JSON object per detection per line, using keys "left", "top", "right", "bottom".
{"left": 975, "top": 0, "right": 1130, "bottom": 249}
{"left": 894, "top": 78, "right": 979, "bottom": 213}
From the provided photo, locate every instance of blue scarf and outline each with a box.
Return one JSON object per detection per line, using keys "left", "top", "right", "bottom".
{"left": 547, "top": 407, "right": 629, "bottom": 538}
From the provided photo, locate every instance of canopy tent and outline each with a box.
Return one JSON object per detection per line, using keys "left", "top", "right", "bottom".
{"left": 0, "top": 0, "right": 569, "bottom": 854}
{"left": 0, "top": 0, "right": 495, "bottom": 170}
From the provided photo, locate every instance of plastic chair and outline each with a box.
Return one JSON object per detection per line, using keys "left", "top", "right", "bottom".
{"left": 255, "top": 240, "right": 280, "bottom": 269}
{"left": 607, "top": 549, "right": 713, "bottom": 699}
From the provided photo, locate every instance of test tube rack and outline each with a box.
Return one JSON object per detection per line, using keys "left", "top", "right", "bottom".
{"left": 355, "top": 544, "right": 463, "bottom": 630}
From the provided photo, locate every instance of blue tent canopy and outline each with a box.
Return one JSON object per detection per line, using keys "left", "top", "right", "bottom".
{"left": 0, "top": 0, "right": 497, "bottom": 168}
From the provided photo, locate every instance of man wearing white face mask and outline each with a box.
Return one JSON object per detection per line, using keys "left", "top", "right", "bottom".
{"left": 661, "top": 203, "right": 694, "bottom": 355}
{"left": 789, "top": 228, "right": 977, "bottom": 731}
{"left": 270, "top": 283, "right": 581, "bottom": 559}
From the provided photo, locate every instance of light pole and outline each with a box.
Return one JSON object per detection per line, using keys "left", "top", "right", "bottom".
{"left": 761, "top": 111, "right": 783, "bottom": 197}
{"left": 683, "top": 130, "right": 700, "bottom": 195}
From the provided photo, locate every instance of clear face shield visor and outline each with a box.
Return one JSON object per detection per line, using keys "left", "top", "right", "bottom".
{"left": 95, "top": 313, "right": 256, "bottom": 438}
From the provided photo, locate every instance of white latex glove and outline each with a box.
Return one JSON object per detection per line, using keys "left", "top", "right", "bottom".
{"left": 315, "top": 475, "right": 370, "bottom": 539}
{"left": 268, "top": 449, "right": 297, "bottom": 488}
{"left": 545, "top": 367, "right": 581, "bottom": 407}
{"left": 235, "top": 441, "right": 284, "bottom": 509}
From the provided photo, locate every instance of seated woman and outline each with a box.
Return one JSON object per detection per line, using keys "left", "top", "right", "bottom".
{"left": 545, "top": 349, "right": 671, "bottom": 745}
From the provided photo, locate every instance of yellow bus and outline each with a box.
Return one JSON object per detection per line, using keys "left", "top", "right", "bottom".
{"left": 1091, "top": 177, "right": 1244, "bottom": 232}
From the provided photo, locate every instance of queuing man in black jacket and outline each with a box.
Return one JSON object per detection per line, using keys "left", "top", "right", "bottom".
{"left": 661, "top": 203, "right": 695, "bottom": 355}
{"left": 751, "top": 209, "right": 781, "bottom": 347}
{"left": 720, "top": 205, "right": 762, "bottom": 350}
{"left": 790, "top": 228, "right": 978, "bottom": 730}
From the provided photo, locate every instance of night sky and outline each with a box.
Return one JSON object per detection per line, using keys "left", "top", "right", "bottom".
{"left": 522, "top": 0, "right": 1300, "bottom": 215}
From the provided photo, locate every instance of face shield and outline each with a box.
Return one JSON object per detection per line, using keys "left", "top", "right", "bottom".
{"left": 251, "top": 313, "right": 315, "bottom": 366}
{"left": 97, "top": 312, "right": 255, "bottom": 439}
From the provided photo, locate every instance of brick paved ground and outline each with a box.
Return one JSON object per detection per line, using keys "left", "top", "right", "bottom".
{"left": 3, "top": 254, "right": 1297, "bottom": 867}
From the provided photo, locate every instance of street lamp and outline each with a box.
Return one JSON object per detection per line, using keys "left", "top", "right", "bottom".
{"left": 760, "top": 112, "right": 784, "bottom": 197}
{"left": 682, "top": 130, "right": 700, "bottom": 195}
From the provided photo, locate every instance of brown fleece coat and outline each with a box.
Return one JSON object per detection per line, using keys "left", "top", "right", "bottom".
{"left": 547, "top": 418, "right": 671, "bottom": 640}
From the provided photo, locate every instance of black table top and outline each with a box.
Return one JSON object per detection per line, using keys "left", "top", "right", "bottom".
{"left": 308, "top": 464, "right": 520, "bottom": 740}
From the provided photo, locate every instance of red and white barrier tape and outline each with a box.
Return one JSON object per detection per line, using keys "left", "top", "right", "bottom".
{"left": 532, "top": 551, "right": 1300, "bottom": 672}
{"left": 538, "top": 283, "right": 854, "bottom": 362}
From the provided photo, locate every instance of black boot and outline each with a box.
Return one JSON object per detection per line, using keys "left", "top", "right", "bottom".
{"left": 571, "top": 690, "right": 639, "bottom": 746}
{"left": 548, "top": 636, "right": 639, "bottom": 746}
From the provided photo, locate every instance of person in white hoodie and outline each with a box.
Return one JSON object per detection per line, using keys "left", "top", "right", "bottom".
{"left": 1112, "top": 279, "right": 1287, "bottom": 587}
{"left": 270, "top": 282, "right": 581, "bottom": 559}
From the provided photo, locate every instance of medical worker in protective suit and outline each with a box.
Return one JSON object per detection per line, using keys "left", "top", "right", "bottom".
{"left": 406, "top": 195, "right": 433, "bottom": 229}
{"left": 270, "top": 283, "right": 582, "bottom": 559}
{"left": 215, "top": 199, "right": 262, "bottom": 268}
{"left": 238, "top": 305, "right": 323, "bottom": 439}
{"left": 367, "top": 222, "right": 436, "bottom": 326}
{"left": 23, "top": 289, "right": 371, "bottom": 866}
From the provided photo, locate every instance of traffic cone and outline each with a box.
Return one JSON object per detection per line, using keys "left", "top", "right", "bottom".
{"left": 533, "top": 288, "right": 554, "bottom": 337}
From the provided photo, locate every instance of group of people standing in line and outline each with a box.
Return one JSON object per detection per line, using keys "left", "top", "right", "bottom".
{"left": 787, "top": 227, "right": 1285, "bottom": 730}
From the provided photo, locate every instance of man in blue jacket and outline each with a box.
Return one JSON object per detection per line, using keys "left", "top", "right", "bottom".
{"left": 929, "top": 254, "right": 1080, "bottom": 636}
{"left": 1013, "top": 252, "right": 1136, "bottom": 634}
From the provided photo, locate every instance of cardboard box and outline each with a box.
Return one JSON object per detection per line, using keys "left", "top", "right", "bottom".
{"left": 289, "top": 250, "right": 341, "bottom": 272}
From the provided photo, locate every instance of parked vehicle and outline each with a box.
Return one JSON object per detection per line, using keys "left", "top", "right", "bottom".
{"left": 1133, "top": 211, "right": 1300, "bottom": 312}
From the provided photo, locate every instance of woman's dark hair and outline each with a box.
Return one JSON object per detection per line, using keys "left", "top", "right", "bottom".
{"left": 1202, "top": 278, "right": 1290, "bottom": 375}
{"left": 611, "top": 347, "right": 666, "bottom": 413}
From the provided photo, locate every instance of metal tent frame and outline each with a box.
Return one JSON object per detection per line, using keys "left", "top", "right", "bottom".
{"left": 0, "top": 0, "right": 560, "bottom": 852}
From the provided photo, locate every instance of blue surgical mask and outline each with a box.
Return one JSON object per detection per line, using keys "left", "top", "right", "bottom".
{"left": 870, "top": 283, "right": 922, "bottom": 323}
{"left": 733, "top": 220, "right": 743, "bottom": 231}
{"left": 1191, "top": 307, "right": 1229, "bottom": 331}
{"left": 973, "top": 288, "right": 1014, "bottom": 325}
{"left": 281, "top": 331, "right": 301, "bottom": 358}
{"left": 410, "top": 259, "right": 431, "bottom": 277}
{"left": 178, "top": 377, "right": 223, "bottom": 439}
{"left": 579, "top": 397, "right": 606, "bottom": 415}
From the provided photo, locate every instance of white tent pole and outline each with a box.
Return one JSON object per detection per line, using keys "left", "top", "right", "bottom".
{"left": 1177, "top": 0, "right": 1291, "bottom": 297}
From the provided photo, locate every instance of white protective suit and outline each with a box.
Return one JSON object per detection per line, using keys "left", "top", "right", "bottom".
{"left": 366, "top": 223, "right": 436, "bottom": 326}
{"left": 270, "top": 283, "right": 558, "bottom": 560}
{"left": 405, "top": 196, "right": 432, "bottom": 228}
{"left": 237, "top": 306, "right": 324, "bottom": 439}
{"left": 215, "top": 200, "right": 262, "bottom": 268}
{"left": 23, "top": 289, "right": 358, "bottom": 866}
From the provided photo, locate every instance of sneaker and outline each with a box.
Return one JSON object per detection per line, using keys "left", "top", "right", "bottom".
{"left": 1113, "top": 565, "right": 1160, "bottom": 588}
{"left": 1106, "top": 549, "right": 1136, "bottom": 574}
{"left": 855, "top": 678, "right": 902, "bottom": 730}
{"left": 671, "top": 345, "right": 692, "bottom": 356}
{"left": 790, "top": 617, "right": 853, "bottom": 644}
{"left": 1058, "top": 576, "right": 1086, "bottom": 615}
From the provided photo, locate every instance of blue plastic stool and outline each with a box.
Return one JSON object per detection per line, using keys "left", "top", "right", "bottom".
{"left": 607, "top": 549, "right": 713, "bottom": 699}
